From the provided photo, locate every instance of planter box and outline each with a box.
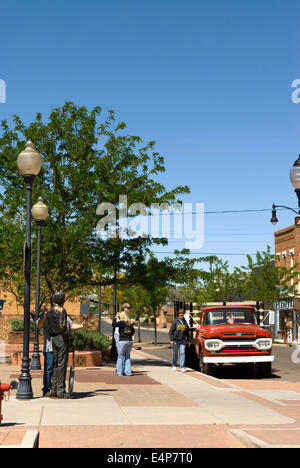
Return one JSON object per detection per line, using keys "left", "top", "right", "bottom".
{"left": 11, "top": 349, "right": 103, "bottom": 367}
{"left": 69, "top": 350, "right": 102, "bottom": 367}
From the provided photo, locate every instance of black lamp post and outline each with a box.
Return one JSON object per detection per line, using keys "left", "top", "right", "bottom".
{"left": 98, "top": 283, "right": 102, "bottom": 333}
{"left": 16, "top": 141, "right": 42, "bottom": 400}
{"left": 270, "top": 155, "right": 300, "bottom": 225}
{"left": 110, "top": 266, "right": 118, "bottom": 359}
{"left": 31, "top": 197, "right": 49, "bottom": 370}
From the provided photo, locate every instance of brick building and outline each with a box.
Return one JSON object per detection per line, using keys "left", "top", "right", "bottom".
{"left": 274, "top": 217, "right": 300, "bottom": 340}
{"left": 0, "top": 291, "right": 81, "bottom": 316}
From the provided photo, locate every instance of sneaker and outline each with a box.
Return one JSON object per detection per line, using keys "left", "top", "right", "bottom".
{"left": 180, "top": 368, "right": 186, "bottom": 373}
{"left": 43, "top": 391, "right": 51, "bottom": 398}
{"left": 172, "top": 366, "right": 177, "bottom": 371}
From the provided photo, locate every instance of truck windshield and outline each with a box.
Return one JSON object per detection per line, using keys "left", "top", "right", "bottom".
{"left": 203, "top": 310, "right": 257, "bottom": 326}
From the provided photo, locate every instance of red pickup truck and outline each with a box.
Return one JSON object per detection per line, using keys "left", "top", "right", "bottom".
{"left": 194, "top": 306, "right": 274, "bottom": 378}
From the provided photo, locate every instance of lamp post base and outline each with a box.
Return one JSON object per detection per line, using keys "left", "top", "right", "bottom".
{"left": 31, "top": 347, "right": 41, "bottom": 370}
{"left": 16, "top": 357, "right": 33, "bottom": 400}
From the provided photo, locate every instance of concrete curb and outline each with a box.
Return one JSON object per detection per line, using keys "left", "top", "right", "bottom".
{"left": 0, "top": 430, "right": 39, "bottom": 449}
{"left": 230, "top": 429, "right": 300, "bottom": 449}
{"left": 230, "top": 430, "right": 270, "bottom": 448}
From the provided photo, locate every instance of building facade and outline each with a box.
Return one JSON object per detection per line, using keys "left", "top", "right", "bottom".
{"left": 274, "top": 217, "right": 300, "bottom": 340}
{"left": 0, "top": 291, "right": 81, "bottom": 316}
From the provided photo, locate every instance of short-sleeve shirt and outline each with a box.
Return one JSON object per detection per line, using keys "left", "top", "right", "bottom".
{"left": 38, "top": 310, "right": 73, "bottom": 353}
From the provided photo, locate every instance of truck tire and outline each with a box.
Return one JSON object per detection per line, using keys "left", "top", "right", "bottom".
{"left": 199, "top": 352, "right": 214, "bottom": 376}
{"left": 258, "top": 362, "right": 272, "bottom": 378}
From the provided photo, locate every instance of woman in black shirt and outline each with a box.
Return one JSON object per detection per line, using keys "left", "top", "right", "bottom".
{"left": 113, "top": 311, "right": 135, "bottom": 376}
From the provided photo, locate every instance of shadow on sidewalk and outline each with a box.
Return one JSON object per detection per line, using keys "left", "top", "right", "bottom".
{"left": 71, "top": 389, "right": 119, "bottom": 399}
{"left": 131, "top": 358, "right": 170, "bottom": 367}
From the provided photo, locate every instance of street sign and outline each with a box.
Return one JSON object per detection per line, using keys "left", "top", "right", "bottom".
{"left": 0, "top": 300, "right": 4, "bottom": 311}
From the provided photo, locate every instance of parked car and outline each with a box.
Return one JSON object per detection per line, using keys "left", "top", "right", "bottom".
{"left": 194, "top": 306, "right": 274, "bottom": 378}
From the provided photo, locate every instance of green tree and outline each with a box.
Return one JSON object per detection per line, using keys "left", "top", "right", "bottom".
{"left": 123, "top": 284, "right": 152, "bottom": 342}
{"left": 126, "top": 250, "right": 201, "bottom": 344}
{"left": 0, "top": 102, "right": 189, "bottom": 308}
{"left": 236, "top": 246, "right": 299, "bottom": 309}
{"left": 191, "top": 256, "right": 244, "bottom": 303}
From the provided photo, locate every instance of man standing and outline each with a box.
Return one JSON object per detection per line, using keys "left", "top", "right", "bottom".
{"left": 169, "top": 308, "right": 190, "bottom": 373}
{"left": 38, "top": 291, "right": 86, "bottom": 399}
{"left": 37, "top": 305, "right": 85, "bottom": 397}
{"left": 36, "top": 307, "right": 54, "bottom": 397}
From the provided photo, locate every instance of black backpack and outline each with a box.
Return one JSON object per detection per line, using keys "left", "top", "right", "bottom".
{"left": 46, "top": 305, "right": 68, "bottom": 336}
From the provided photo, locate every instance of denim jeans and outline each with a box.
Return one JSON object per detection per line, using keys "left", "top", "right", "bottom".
{"left": 43, "top": 351, "right": 54, "bottom": 393}
{"left": 114, "top": 333, "right": 119, "bottom": 353}
{"left": 172, "top": 340, "right": 186, "bottom": 368}
{"left": 116, "top": 340, "right": 133, "bottom": 376}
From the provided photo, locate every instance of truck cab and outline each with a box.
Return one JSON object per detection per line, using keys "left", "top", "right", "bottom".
{"left": 194, "top": 306, "right": 274, "bottom": 377}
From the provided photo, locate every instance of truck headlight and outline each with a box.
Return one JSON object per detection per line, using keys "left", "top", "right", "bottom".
{"left": 204, "top": 339, "right": 223, "bottom": 352}
{"left": 254, "top": 338, "right": 272, "bottom": 350}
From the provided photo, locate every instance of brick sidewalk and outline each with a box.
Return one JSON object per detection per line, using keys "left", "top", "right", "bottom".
{"left": 1, "top": 349, "right": 300, "bottom": 448}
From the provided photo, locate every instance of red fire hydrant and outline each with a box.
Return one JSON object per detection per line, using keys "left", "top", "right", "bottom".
{"left": 0, "top": 381, "right": 18, "bottom": 424}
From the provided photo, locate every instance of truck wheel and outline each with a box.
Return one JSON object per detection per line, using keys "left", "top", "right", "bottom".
{"left": 199, "top": 352, "right": 213, "bottom": 376}
{"left": 258, "top": 362, "right": 272, "bottom": 378}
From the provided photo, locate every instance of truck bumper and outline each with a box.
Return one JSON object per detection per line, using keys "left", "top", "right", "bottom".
{"left": 203, "top": 355, "right": 274, "bottom": 364}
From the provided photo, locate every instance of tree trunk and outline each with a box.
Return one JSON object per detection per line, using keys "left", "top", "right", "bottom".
{"left": 138, "top": 317, "right": 141, "bottom": 343}
{"left": 154, "top": 308, "right": 157, "bottom": 345}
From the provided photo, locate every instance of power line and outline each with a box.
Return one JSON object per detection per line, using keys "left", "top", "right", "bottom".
{"left": 148, "top": 207, "right": 294, "bottom": 216}
{"left": 153, "top": 251, "right": 258, "bottom": 256}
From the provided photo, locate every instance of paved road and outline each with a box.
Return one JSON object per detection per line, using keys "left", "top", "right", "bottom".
{"left": 99, "top": 318, "right": 170, "bottom": 344}
{"left": 100, "top": 318, "right": 300, "bottom": 382}
{"left": 145, "top": 344, "right": 300, "bottom": 381}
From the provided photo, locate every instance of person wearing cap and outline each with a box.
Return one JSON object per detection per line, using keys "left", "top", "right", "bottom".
{"left": 113, "top": 303, "right": 135, "bottom": 376}
{"left": 169, "top": 308, "right": 190, "bottom": 372}
{"left": 37, "top": 303, "right": 79, "bottom": 397}
{"left": 39, "top": 291, "right": 86, "bottom": 398}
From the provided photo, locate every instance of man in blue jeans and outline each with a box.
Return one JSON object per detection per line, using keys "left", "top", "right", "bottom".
{"left": 169, "top": 309, "right": 190, "bottom": 373}
{"left": 36, "top": 308, "right": 54, "bottom": 397}
{"left": 37, "top": 304, "right": 86, "bottom": 397}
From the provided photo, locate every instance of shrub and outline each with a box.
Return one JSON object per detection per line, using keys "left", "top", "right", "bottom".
{"left": 10, "top": 318, "right": 35, "bottom": 332}
{"left": 70, "top": 329, "right": 111, "bottom": 350}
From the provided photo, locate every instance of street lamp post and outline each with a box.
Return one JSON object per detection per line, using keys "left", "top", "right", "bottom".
{"left": 16, "top": 141, "right": 42, "bottom": 400}
{"left": 270, "top": 155, "right": 300, "bottom": 225}
{"left": 30, "top": 197, "right": 49, "bottom": 370}
{"left": 110, "top": 266, "right": 118, "bottom": 359}
{"left": 270, "top": 155, "right": 300, "bottom": 344}
{"left": 98, "top": 284, "right": 102, "bottom": 333}
{"left": 290, "top": 155, "right": 300, "bottom": 207}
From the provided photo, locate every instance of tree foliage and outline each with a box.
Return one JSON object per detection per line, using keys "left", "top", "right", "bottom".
{"left": 0, "top": 102, "right": 189, "bottom": 308}
{"left": 173, "top": 247, "right": 299, "bottom": 309}
{"left": 236, "top": 246, "right": 298, "bottom": 309}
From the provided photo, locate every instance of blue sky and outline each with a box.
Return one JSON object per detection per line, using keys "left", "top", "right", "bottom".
{"left": 1, "top": 0, "right": 300, "bottom": 269}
